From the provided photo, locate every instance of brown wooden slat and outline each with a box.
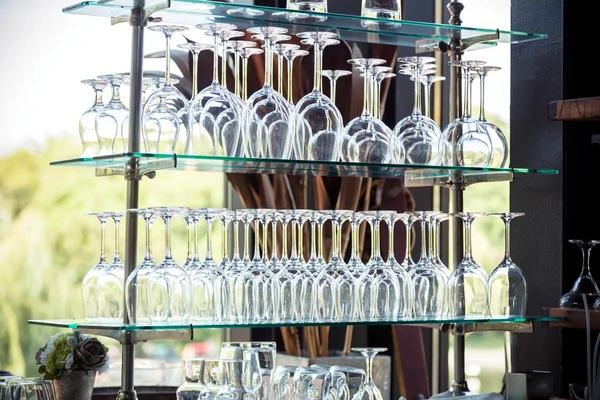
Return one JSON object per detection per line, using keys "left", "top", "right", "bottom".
{"left": 549, "top": 97, "right": 600, "bottom": 121}
{"left": 543, "top": 307, "right": 600, "bottom": 329}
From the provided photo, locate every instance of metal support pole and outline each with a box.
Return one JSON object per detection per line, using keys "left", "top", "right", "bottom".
{"left": 118, "top": 1, "right": 145, "bottom": 399}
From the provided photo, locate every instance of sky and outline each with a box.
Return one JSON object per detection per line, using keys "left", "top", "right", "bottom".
{"left": 0, "top": 0, "right": 511, "bottom": 156}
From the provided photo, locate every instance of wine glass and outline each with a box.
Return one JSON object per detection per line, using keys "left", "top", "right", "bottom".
{"left": 560, "top": 240, "right": 600, "bottom": 309}
{"left": 95, "top": 74, "right": 129, "bottom": 155}
{"left": 351, "top": 347, "right": 386, "bottom": 400}
{"left": 177, "top": 42, "right": 215, "bottom": 156}
{"left": 321, "top": 70, "right": 352, "bottom": 106}
{"left": 242, "top": 350, "right": 262, "bottom": 400}
{"left": 82, "top": 212, "right": 110, "bottom": 322}
{"left": 441, "top": 60, "right": 492, "bottom": 167}
{"left": 488, "top": 212, "right": 527, "bottom": 317}
{"left": 79, "top": 78, "right": 106, "bottom": 157}
{"left": 283, "top": 48, "right": 310, "bottom": 105}
{"left": 292, "top": 32, "right": 344, "bottom": 162}
{"left": 144, "top": 25, "right": 193, "bottom": 154}
{"left": 97, "top": 212, "right": 126, "bottom": 323}
{"left": 243, "top": 26, "right": 294, "bottom": 160}
{"left": 273, "top": 42, "right": 299, "bottom": 95}
{"left": 474, "top": 65, "right": 509, "bottom": 168}
{"left": 227, "top": 40, "right": 257, "bottom": 100}
{"left": 239, "top": 47, "right": 265, "bottom": 102}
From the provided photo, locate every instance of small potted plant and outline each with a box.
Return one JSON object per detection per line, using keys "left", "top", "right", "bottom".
{"left": 35, "top": 330, "right": 110, "bottom": 400}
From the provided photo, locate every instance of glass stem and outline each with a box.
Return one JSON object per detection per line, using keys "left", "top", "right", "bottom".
{"left": 412, "top": 66, "right": 421, "bottom": 116}
{"left": 222, "top": 218, "right": 229, "bottom": 262}
{"left": 281, "top": 222, "right": 288, "bottom": 261}
{"left": 297, "top": 220, "right": 304, "bottom": 261}
{"left": 404, "top": 219, "right": 412, "bottom": 263}
{"left": 242, "top": 56, "right": 249, "bottom": 101}
{"left": 352, "top": 220, "right": 361, "bottom": 260}
{"left": 387, "top": 220, "right": 395, "bottom": 263}
{"left": 165, "top": 34, "right": 172, "bottom": 85}
{"left": 99, "top": 219, "right": 107, "bottom": 262}
{"left": 286, "top": 55, "right": 294, "bottom": 104}
{"left": 370, "top": 219, "right": 381, "bottom": 260}
{"left": 365, "top": 354, "right": 374, "bottom": 383}
{"left": 164, "top": 216, "right": 173, "bottom": 260}
{"left": 583, "top": 246, "right": 593, "bottom": 277}
{"left": 331, "top": 220, "right": 339, "bottom": 260}
{"left": 370, "top": 76, "right": 377, "bottom": 117}
{"left": 233, "top": 219, "right": 240, "bottom": 260}
{"left": 264, "top": 37, "right": 273, "bottom": 87}
{"left": 375, "top": 78, "right": 382, "bottom": 119}
{"left": 318, "top": 221, "right": 325, "bottom": 261}
{"left": 206, "top": 218, "right": 213, "bottom": 261}
{"left": 419, "top": 218, "right": 427, "bottom": 261}
{"left": 243, "top": 219, "right": 251, "bottom": 261}
{"left": 290, "top": 220, "right": 298, "bottom": 260}
{"left": 310, "top": 220, "right": 318, "bottom": 260}
{"left": 469, "top": 75, "right": 475, "bottom": 118}
{"left": 234, "top": 50, "right": 241, "bottom": 98}
{"left": 424, "top": 81, "right": 432, "bottom": 118}
{"left": 362, "top": 67, "right": 371, "bottom": 116}
{"left": 212, "top": 35, "right": 220, "bottom": 85}
{"left": 254, "top": 219, "right": 261, "bottom": 261}
{"left": 186, "top": 217, "right": 193, "bottom": 261}
{"left": 193, "top": 216, "right": 200, "bottom": 262}
{"left": 271, "top": 220, "right": 279, "bottom": 261}
{"left": 330, "top": 77, "right": 337, "bottom": 105}
{"left": 221, "top": 37, "right": 228, "bottom": 88}
{"left": 313, "top": 40, "right": 323, "bottom": 92}
{"left": 431, "top": 221, "right": 439, "bottom": 260}
{"left": 479, "top": 71, "right": 487, "bottom": 121}
{"left": 278, "top": 54, "right": 284, "bottom": 93}
{"left": 192, "top": 51, "right": 199, "bottom": 98}
{"left": 144, "top": 217, "right": 153, "bottom": 261}
{"left": 94, "top": 87, "right": 104, "bottom": 107}
{"left": 112, "top": 83, "right": 121, "bottom": 103}
{"left": 464, "top": 218, "right": 473, "bottom": 260}
{"left": 504, "top": 218, "right": 511, "bottom": 260}
{"left": 113, "top": 218, "right": 120, "bottom": 261}
{"left": 463, "top": 67, "right": 471, "bottom": 118}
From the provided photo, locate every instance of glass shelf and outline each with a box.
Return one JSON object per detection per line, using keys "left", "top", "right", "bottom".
{"left": 63, "top": 0, "right": 547, "bottom": 48}
{"left": 49, "top": 153, "right": 558, "bottom": 187}
{"left": 29, "top": 316, "right": 562, "bottom": 331}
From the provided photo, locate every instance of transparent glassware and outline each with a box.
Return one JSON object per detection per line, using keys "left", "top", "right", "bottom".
{"left": 82, "top": 212, "right": 110, "bottom": 322}
{"left": 221, "top": 341, "right": 276, "bottom": 399}
{"left": 79, "top": 79, "right": 106, "bottom": 157}
{"left": 147, "top": 207, "right": 192, "bottom": 324}
{"left": 381, "top": 211, "right": 412, "bottom": 318}
{"left": 215, "top": 360, "right": 246, "bottom": 400}
{"left": 177, "top": 358, "right": 206, "bottom": 400}
{"left": 126, "top": 208, "right": 158, "bottom": 324}
{"left": 273, "top": 42, "right": 298, "bottom": 95}
{"left": 421, "top": 74, "right": 445, "bottom": 119}
{"left": 560, "top": 240, "right": 600, "bottom": 309}
{"left": 448, "top": 212, "right": 490, "bottom": 318}
{"left": 330, "top": 366, "right": 368, "bottom": 400}
{"left": 315, "top": 210, "right": 356, "bottom": 322}
{"left": 347, "top": 211, "right": 368, "bottom": 292}
{"left": 97, "top": 212, "right": 126, "bottom": 323}
{"left": 393, "top": 57, "right": 443, "bottom": 165}
{"left": 271, "top": 365, "right": 298, "bottom": 400}
{"left": 488, "top": 212, "right": 527, "bottom": 317}
{"left": 361, "top": 0, "right": 401, "bottom": 19}
{"left": 242, "top": 350, "right": 262, "bottom": 400}
{"left": 283, "top": 48, "right": 310, "bottom": 106}
{"left": 397, "top": 212, "right": 418, "bottom": 273}
{"left": 293, "top": 32, "right": 344, "bottom": 162}
{"left": 291, "top": 210, "right": 313, "bottom": 322}
{"left": 144, "top": 25, "right": 193, "bottom": 154}
{"left": 215, "top": 210, "right": 233, "bottom": 323}
{"left": 227, "top": 40, "right": 257, "bottom": 100}
{"left": 293, "top": 367, "right": 332, "bottom": 399}
{"left": 474, "top": 65, "right": 509, "bottom": 168}
{"left": 300, "top": 210, "right": 329, "bottom": 322}
{"left": 239, "top": 47, "right": 265, "bottom": 102}
{"left": 224, "top": 210, "right": 246, "bottom": 323}
{"left": 177, "top": 42, "right": 215, "bottom": 156}
{"left": 343, "top": 58, "right": 395, "bottom": 164}
{"left": 351, "top": 347, "right": 386, "bottom": 400}
{"left": 95, "top": 74, "right": 129, "bottom": 155}
{"left": 287, "top": 0, "right": 327, "bottom": 12}
{"left": 321, "top": 70, "right": 352, "bottom": 107}
{"left": 200, "top": 359, "right": 221, "bottom": 400}
{"left": 410, "top": 211, "right": 447, "bottom": 318}
{"left": 441, "top": 60, "right": 493, "bottom": 167}
{"left": 243, "top": 26, "right": 293, "bottom": 160}
{"left": 360, "top": 211, "right": 401, "bottom": 321}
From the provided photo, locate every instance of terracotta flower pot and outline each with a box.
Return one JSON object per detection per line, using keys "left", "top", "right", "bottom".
{"left": 53, "top": 370, "right": 96, "bottom": 400}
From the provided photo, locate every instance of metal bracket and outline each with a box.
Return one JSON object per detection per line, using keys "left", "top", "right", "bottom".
{"left": 111, "top": 0, "right": 171, "bottom": 26}
{"left": 94, "top": 156, "right": 177, "bottom": 180}
{"left": 116, "top": 390, "right": 138, "bottom": 400}
{"left": 449, "top": 321, "right": 534, "bottom": 335}
{"left": 74, "top": 326, "right": 193, "bottom": 344}
{"left": 431, "top": 29, "right": 501, "bottom": 55}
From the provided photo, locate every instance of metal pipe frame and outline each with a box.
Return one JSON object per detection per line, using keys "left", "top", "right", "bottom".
{"left": 117, "top": 1, "right": 146, "bottom": 399}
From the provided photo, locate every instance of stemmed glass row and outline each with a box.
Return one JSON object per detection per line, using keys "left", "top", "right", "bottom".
{"left": 77, "top": 23, "right": 507, "bottom": 169}
{"left": 81, "top": 208, "right": 527, "bottom": 325}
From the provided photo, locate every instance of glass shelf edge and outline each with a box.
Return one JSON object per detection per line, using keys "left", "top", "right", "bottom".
{"left": 29, "top": 316, "right": 563, "bottom": 331}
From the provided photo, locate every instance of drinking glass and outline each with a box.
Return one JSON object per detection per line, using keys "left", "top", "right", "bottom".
{"left": 240, "top": 47, "right": 265, "bottom": 102}
{"left": 126, "top": 208, "right": 159, "bottom": 324}
{"left": 147, "top": 207, "right": 192, "bottom": 324}
{"left": 351, "top": 347, "right": 386, "bottom": 400}
{"left": 79, "top": 78, "right": 106, "bottom": 157}
{"left": 441, "top": 60, "right": 492, "bottom": 167}
{"left": 560, "top": 240, "right": 600, "bottom": 309}
{"left": 271, "top": 365, "right": 298, "bottom": 400}
{"left": 177, "top": 42, "right": 215, "bottom": 156}
{"left": 222, "top": 210, "right": 245, "bottom": 323}
{"left": 244, "top": 26, "right": 293, "bottom": 160}
{"left": 97, "top": 212, "right": 125, "bottom": 323}
{"left": 82, "top": 212, "right": 110, "bottom": 322}
{"left": 448, "top": 212, "right": 489, "bottom": 318}
{"left": 360, "top": 211, "right": 401, "bottom": 321}
{"left": 144, "top": 25, "right": 192, "bottom": 154}
{"left": 221, "top": 342, "right": 277, "bottom": 399}
{"left": 382, "top": 211, "right": 412, "bottom": 318}
{"left": 293, "top": 32, "right": 344, "bottom": 162}
{"left": 474, "top": 65, "right": 509, "bottom": 168}
{"left": 177, "top": 358, "right": 206, "bottom": 400}
{"left": 343, "top": 58, "right": 395, "bottom": 164}
{"left": 362, "top": 0, "right": 401, "bottom": 19}
{"left": 488, "top": 212, "right": 527, "bottom": 317}
{"left": 273, "top": 43, "right": 298, "bottom": 95}
{"left": 321, "top": 70, "right": 352, "bottom": 106}
{"left": 300, "top": 210, "right": 329, "bottom": 321}
{"left": 397, "top": 212, "right": 418, "bottom": 272}
{"left": 96, "top": 74, "right": 129, "bottom": 155}
{"left": 242, "top": 350, "right": 263, "bottom": 400}
{"left": 421, "top": 75, "right": 446, "bottom": 120}
{"left": 287, "top": 0, "right": 327, "bottom": 12}
{"left": 216, "top": 360, "right": 245, "bottom": 399}
{"left": 227, "top": 40, "right": 257, "bottom": 100}
{"left": 200, "top": 359, "right": 221, "bottom": 399}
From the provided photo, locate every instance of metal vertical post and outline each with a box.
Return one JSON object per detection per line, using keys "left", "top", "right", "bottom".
{"left": 118, "top": 1, "right": 145, "bottom": 399}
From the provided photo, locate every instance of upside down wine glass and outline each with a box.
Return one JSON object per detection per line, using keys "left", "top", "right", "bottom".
{"left": 244, "top": 27, "right": 293, "bottom": 160}
{"left": 321, "top": 69, "right": 352, "bottom": 106}
{"left": 227, "top": 40, "right": 257, "bottom": 100}
{"left": 560, "top": 240, "right": 600, "bottom": 309}
{"left": 293, "top": 32, "right": 344, "bottom": 161}
{"left": 351, "top": 347, "right": 386, "bottom": 400}
{"left": 239, "top": 47, "right": 265, "bottom": 102}
{"left": 488, "top": 212, "right": 527, "bottom": 317}
{"left": 96, "top": 74, "right": 129, "bottom": 155}
{"left": 284, "top": 48, "right": 309, "bottom": 105}
{"left": 143, "top": 25, "right": 192, "bottom": 154}
{"left": 98, "top": 212, "right": 126, "bottom": 323}
{"left": 82, "top": 212, "right": 110, "bottom": 322}
{"left": 79, "top": 79, "right": 106, "bottom": 157}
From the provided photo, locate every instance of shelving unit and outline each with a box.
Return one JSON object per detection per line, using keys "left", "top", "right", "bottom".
{"left": 549, "top": 97, "right": 600, "bottom": 122}
{"left": 543, "top": 307, "right": 600, "bottom": 330}
{"left": 27, "top": 1, "right": 557, "bottom": 399}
